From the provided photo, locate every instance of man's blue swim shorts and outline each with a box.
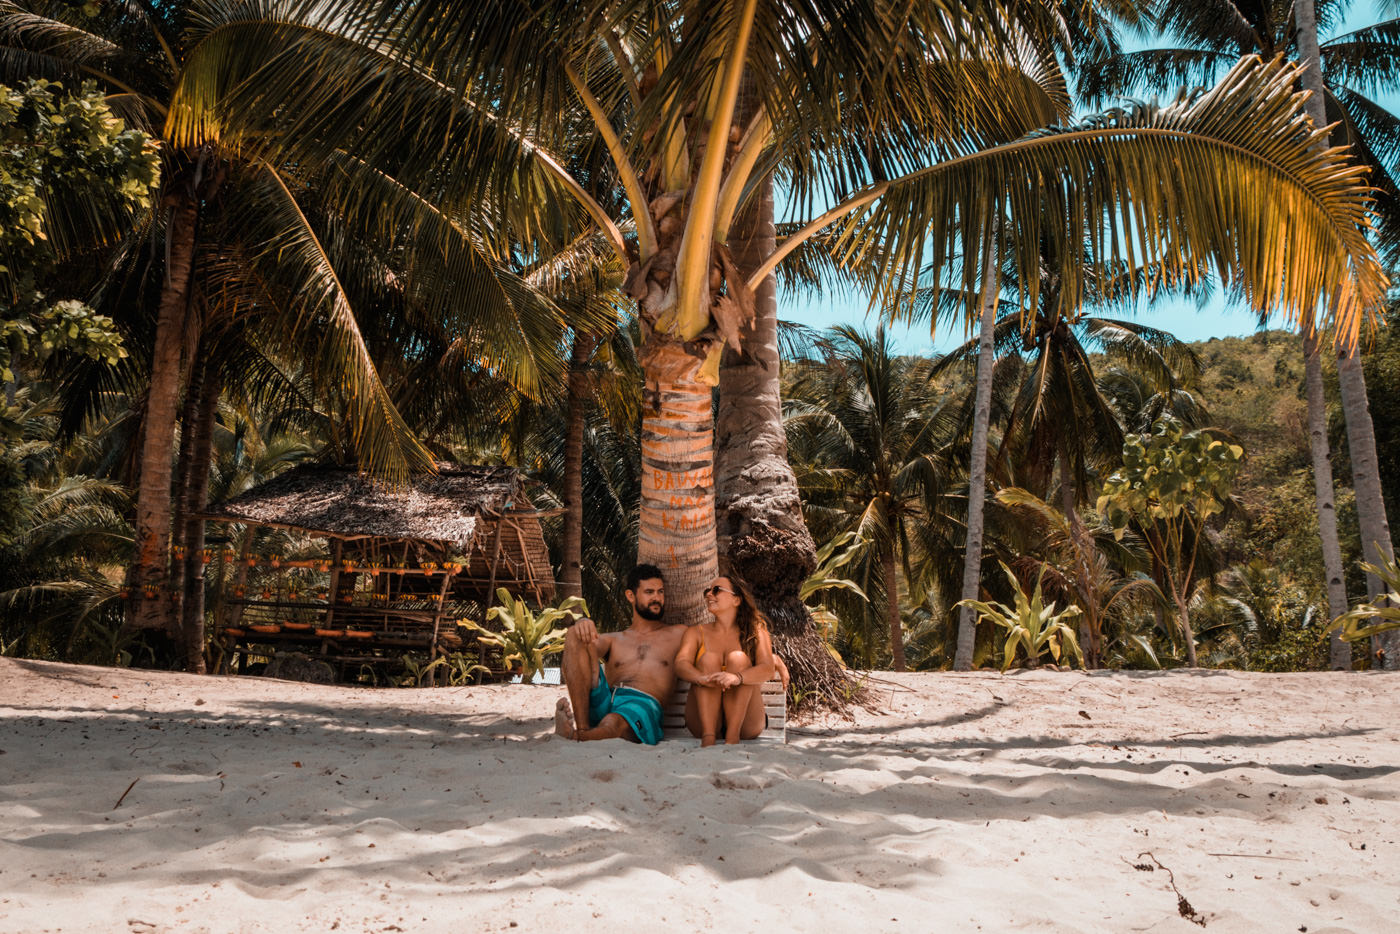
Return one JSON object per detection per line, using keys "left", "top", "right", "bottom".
{"left": 588, "top": 663, "right": 664, "bottom": 745}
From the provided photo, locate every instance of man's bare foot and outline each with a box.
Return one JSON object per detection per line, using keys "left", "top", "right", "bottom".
{"left": 555, "top": 697, "right": 577, "bottom": 739}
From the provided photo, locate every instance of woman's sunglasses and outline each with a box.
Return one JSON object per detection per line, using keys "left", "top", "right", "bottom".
{"left": 703, "top": 585, "right": 736, "bottom": 597}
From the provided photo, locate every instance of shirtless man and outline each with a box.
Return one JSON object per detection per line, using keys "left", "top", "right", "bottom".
{"left": 554, "top": 564, "right": 687, "bottom": 744}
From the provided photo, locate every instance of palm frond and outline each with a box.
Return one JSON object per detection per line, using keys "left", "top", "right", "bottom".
{"left": 1321, "top": 18, "right": 1400, "bottom": 97}
{"left": 220, "top": 161, "right": 433, "bottom": 481}
{"left": 829, "top": 56, "right": 1385, "bottom": 346}
{"left": 1076, "top": 46, "right": 1235, "bottom": 109}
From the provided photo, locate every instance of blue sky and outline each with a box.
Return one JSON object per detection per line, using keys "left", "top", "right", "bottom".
{"left": 778, "top": 1, "right": 1396, "bottom": 355}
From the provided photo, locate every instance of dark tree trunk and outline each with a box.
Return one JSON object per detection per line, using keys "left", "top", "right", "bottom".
{"left": 168, "top": 363, "right": 201, "bottom": 628}
{"left": 881, "top": 542, "right": 906, "bottom": 671}
{"left": 560, "top": 331, "right": 597, "bottom": 600}
{"left": 954, "top": 224, "right": 1000, "bottom": 670}
{"left": 715, "top": 174, "right": 854, "bottom": 705}
{"left": 180, "top": 358, "right": 221, "bottom": 673}
{"left": 130, "top": 188, "right": 200, "bottom": 633}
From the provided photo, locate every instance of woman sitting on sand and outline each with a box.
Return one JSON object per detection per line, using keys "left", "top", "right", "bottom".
{"left": 674, "top": 576, "right": 776, "bottom": 746}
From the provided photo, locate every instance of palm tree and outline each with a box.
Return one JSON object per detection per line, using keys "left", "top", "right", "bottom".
{"left": 995, "top": 487, "right": 1164, "bottom": 667}
{"left": 1, "top": 0, "right": 574, "bottom": 651}
{"left": 176, "top": 0, "right": 1386, "bottom": 637}
{"left": 923, "top": 253, "right": 1205, "bottom": 515}
{"left": 1079, "top": 0, "right": 1399, "bottom": 667}
{"left": 0, "top": 389, "right": 133, "bottom": 662}
{"left": 915, "top": 220, "right": 1207, "bottom": 668}
{"left": 785, "top": 326, "right": 961, "bottom": 670}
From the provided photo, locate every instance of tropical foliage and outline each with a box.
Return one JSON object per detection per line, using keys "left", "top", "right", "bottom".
{"left": 1098, "top": 417, "right": 1245, "bottom": 666}
{"left": 470, "top": 590, "right": 589, "bottom": 684}
{"left": 1330, "top": 552, "right": 1400, "bottom": 643}
{"left": 1, "top": 0, "right": 1396, "bottom": 690}
{"left": 1, "top": 79, "right": 157, "bottom": 382}
{"left": 957, "top": 562, "right": 1085, "bottom": 671}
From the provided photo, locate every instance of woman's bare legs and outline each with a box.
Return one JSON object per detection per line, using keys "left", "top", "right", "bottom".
{"left": 721, "top": 650, "right": 767, "bottom": 743}
{"left": 684, "top": 643, "right": 725, "bottom": 746}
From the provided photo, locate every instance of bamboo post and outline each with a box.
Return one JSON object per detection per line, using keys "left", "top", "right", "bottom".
{"left": 478, "top": 521, "right": 507, "bottom": 681}
{"left": 325, "top": 539, "right": 343, "bottom": 631}
{"left": 482, "top": 520, "right": 506, "bottom": 624}
{"left": 507, "top": 519, "right": 542, "bottom": 603}
{"left": 428, "top": 569, "right": 453, "bottom": 687}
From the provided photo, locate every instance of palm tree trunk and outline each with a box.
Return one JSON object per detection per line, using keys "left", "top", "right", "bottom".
{"left": 637, "top": 374, "right": 718, "bottom": 626}
{"left": 130, "top": 189, "right": 199, "bottom": 633}
{"left": 559, "top": 331, "right": 596, "bottom": 600}
{"left": 715, "top": 177, "right": 812, "bottom": 572}
{"left": 1175, "top": 586, "right": 1198, "bottom": 668}
{"left": 180, "top": 359, "right": 221, "bottom": 673}
{"left": 1302, "top": 331, "right": 1353, "bottom": 668}
{"left": 954, "top": 224, "right": 999, "bottom": 670}
{"left": 1336, "top": 347, "right": 1397, "bottom": 667}
{"left": 882, "top": 542, "right": 906, "bottom": 670}
{"left": 715, "top": 174, "right": 852, "bottom": 700}
{"left": 168, "top": 365, "right": 201, "bottom": 624}
{"left": 1292, "top": 0, "right": 1372, "bottom": 669}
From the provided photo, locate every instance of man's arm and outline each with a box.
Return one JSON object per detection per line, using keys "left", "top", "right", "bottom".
{"left": 565, "top": 617, "right": 613, "bottom": 660}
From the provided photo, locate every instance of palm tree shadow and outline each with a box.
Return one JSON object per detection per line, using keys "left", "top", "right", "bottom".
{"left": 4, "top": 690, "right": 1394, "bottom": 898}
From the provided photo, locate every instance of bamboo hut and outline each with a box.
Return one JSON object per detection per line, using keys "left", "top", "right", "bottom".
{"left": 201, "top": 464, "right": 556, "bottom": 683}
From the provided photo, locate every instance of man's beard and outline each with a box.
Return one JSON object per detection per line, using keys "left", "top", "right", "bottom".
{"left": 635, "top": 601, "right": 664, "bottom": 621}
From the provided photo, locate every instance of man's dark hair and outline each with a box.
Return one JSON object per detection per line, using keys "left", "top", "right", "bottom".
{"left": 626, "top": 563, "right": 664, "bottom": 593}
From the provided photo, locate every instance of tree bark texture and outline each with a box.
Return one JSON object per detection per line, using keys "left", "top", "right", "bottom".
{"left": 180, "top": 359, "right": 221, "bottom": 673}
{"left": 129, "top": 190, "right": 199, "bottom": 632}
{"left": 882, "top": 540, "right": 906, "bottom": 670}
{"left": 559, "top": 331, "right": 597, "bottom": 601}
{"left": 168, "top": 365, "right": 202, "bottom": 624}
{"left": 954, "top": 225, "right": 1000, "bottom": 670}
{"left": 637, "top": 377, "right": 719, "bottom": 626}
{"left": 1302, "top": 331, "right": 1353, "bottom": 668}
{"left": 1337, "top": 345, "right": 1397, "bottom": 667}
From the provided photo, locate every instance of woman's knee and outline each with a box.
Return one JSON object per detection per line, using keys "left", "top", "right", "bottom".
{"left": 695, "top": 650, "right": 724, "bottom": 675}
{"left": 724, "top": 649, "right": 751, "bottom": 671}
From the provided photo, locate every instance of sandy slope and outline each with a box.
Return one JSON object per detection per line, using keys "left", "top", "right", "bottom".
{"left": 0, "top": 657, "right": 1396, "bottom": 933}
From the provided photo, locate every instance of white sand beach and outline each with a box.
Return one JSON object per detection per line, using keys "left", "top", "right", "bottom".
{"left": 1, "top": 657, "right": 1396, "bottom": 933}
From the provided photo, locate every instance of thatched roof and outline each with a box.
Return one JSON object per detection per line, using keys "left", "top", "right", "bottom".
{"left": 204, "top": 464, "right": 523, "bottom": 548}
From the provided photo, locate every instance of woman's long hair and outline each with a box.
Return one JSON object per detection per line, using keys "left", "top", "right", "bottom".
{"left": 722, "top": 575, "right": 769, "bottom": 660}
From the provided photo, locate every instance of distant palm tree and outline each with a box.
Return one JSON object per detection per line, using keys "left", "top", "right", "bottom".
{"left": 785, "top": 326, "right": 961, "bottom": 670}
{"left": 927, "top": 290, "right": 1203, "bottom": 516}
{"left": 910, "top": 228, "right": 1207, "bottom": 667}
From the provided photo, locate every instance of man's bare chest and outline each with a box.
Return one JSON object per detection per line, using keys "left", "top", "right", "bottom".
{"left": 608, "top": 632, "right": 680, "bottom": 672}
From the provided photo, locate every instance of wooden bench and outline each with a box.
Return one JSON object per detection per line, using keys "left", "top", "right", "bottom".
{"left": 662, "top": 677, "right": 787, "bottom": 743}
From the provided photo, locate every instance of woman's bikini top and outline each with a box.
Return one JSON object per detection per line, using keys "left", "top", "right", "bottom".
{"left": 695, "top": 631, "right": 725, "bottom": 670}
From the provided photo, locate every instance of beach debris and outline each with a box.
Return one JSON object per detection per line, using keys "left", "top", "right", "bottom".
{"left": 113, "top": 778, "right": 140, "bottom": 810}
{"left": 1127, "top": 852, "right": 1207, "bottom": 926}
